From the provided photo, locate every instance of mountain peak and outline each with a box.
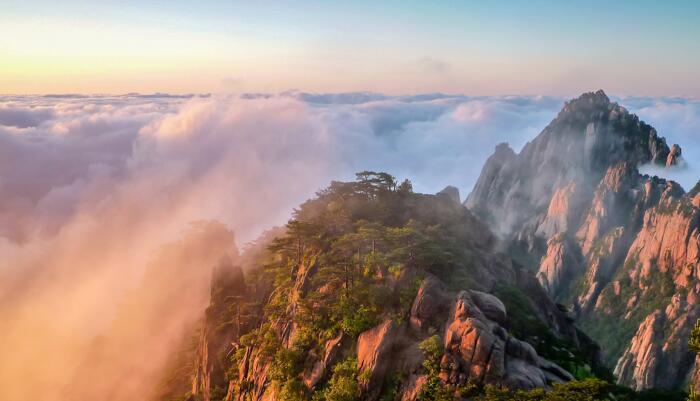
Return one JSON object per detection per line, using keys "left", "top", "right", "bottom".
{"left": 466, "top": 90, "right": 680, "bottom": 235}
{"left": 573, "top": 89, "right": 610, "bottom": 105}
{"left": 559, "top": 90, "right": 616, "bottom": 119}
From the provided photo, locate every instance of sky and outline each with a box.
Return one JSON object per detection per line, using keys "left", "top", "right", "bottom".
{"left": 2, "top": 3, "right": 700, "bottom": 397}
{"left": 2, "top": 93, "right": 699, "bottom": 401}
{"left": 2, "top": 1, "right": 700, "bottom": 95}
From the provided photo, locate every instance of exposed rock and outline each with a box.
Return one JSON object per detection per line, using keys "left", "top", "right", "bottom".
{"left": 614, "top": 311, "right": 665, "bottom": 390}
{"left": 464, "top": 91, "right": 700, "bottom": 390}
{"left": 466, "top": 90, "right": 672, "bottom": 237}
{"left": 399, "top": 374, "right": 428, "bottom": 401}
{"left": 357, "top": 320, "right": 400, "bottom": 400}
{"left": 230, "top": 350, "right": 273, "bottom": 401}
{"left": 536, "top": 182, "right": 578, "bottom": 239}
{"left": 410, "top": 275, "right": 451, "bottom": 332}
{"left": 303, "top": 332, "right": 347, "bottom": 389}
{"left": 437, "top": 185, "right": 461, "bottom": 204}
{"left": 441, "top": 291, "right": 571, "bottom": 390}
{"left": 624, "top": 195, "right": 699, "bottom": 288}
{"left": 537, "top": 234, "right": 580, "bottom": 298}
{"left": 581, "top": 226, "right": 624, "bottom": 310}
{"left": 192, "top": 256, "right": 247, "bottom": 401}
{"left": 666, "top": 144, "right": 682, "bottom": 166}
{"left": 575, "top": 163, "right": 639, "bottom": 256}
{"left": 468, "top": 290, "right": 507, "bottom": 325}
{"left": 614, "top": 294, "right": 700, "bottom": 390}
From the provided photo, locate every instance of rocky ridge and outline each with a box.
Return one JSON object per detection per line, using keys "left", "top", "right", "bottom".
{"left": 465, "top": 90, "right": 699, "bottom": 390}
{"left": 181, "top": 174, "right": 601, "bottom": 401}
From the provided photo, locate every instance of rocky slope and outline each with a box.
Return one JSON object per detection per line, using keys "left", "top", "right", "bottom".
{"left": 465, "top": 90, "right": 699, "bottom": 391}
{"left": 176, "top": 173, "right": 603, "bottom": 401}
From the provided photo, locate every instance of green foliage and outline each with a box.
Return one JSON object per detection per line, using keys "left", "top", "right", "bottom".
{"left": 418, "top": 335, "right": 443, "bottom": 375}
{"left": 340, "top": 302, "right": 381, "bottom": 337}
{"left": 689, "top": 319, "right": 700, "bottom": 401}
{"left": 269, "top": 347, "right": 303, "bottom": 383}
{"left": 237, "top": 323, "right": 280, "bottom": 359}
{"left": 379, "top": 372, "right": 405, "bottom": 401}
{"left": 610, "top": 385, "right": 687, "bottom": 401}
{"left": 689, "top": 319, "right": 700, "bottom": 354}
{"left": 277, "top": 378, "right": 308, "bottom": 401}
{"left": 313, "top": 358, "right": 360, "bottom": 401}
{"left": 494, "top": 286, "right": 612, "bottom": 381}
{"left": 580, "top": 252, "right": 679, "bottom": 367}
{"left": 476, "top": 378, "right": 609, "bottom": 401}
{"left": 417, "top": 335, "right": 452, "bottom": 401}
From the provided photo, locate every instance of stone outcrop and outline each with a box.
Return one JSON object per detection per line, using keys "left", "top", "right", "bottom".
{"left": 192, "top": 256, "right": 247, "bottom": 401}
{"left": 357, "top": 320, "right": 401, "bottom": 399}
{"left": 537, "top": 234, "right": 580, "bottom": 297}
{"left": 409, "top": 275, "right": 451, "bottom": 332}
{"left": 536, "top": 182, "right": 578, "bottom": 239}
{"left": 437, "top": 185, "right": 461, "bottom": 204}
{"left": 667, "top": 144, "right": 682, "bottom": 166}
{"left": 465, "top": 90, "right": 678, "bottom": 237}
{"left": 464, "top": 90, "right": 696, "bottom": 390}
{"left": 441, "top": 291, "right": 573, "bottom": 390}
{"left": 303, "top": 332, "right": 347, "bottom": 389}
{"left": 614, "top": 291, "right": 700, "bottom": 390}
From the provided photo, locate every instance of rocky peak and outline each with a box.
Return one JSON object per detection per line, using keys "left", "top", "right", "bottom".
{"left": 465, "top": 91, "right": 678, "bottom": 238}
{"left": 558, "top": 90, "right": 611, "bottom": 115}
{"left": 436, "top": 185, "right": 461, "bottom": 204}
{"left": 667, "top": 144, "right": 683, "bottom": 166}
{"left": 462, "top": 91, "right": 700, "bottom": 392}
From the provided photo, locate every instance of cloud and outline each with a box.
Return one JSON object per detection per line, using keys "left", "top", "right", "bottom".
{"left": 617, "top": 96, "right": 700, "bottom": 189}
{"left": 0, "top": 102, "right": 55, "bottom": 128}
{"left": 0, "top": 92, "right": 698, "bottom": 401}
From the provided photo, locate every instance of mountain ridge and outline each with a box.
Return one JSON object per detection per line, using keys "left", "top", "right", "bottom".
{"left": 160, "top": 90, "right": 697, "bottom": 401}
{"left": 464, "top": 89, "right": 699, "bottom": 391}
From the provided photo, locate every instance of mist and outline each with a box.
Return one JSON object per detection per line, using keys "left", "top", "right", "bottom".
{"left": 0, "top": 92, "right": 697, "bottom": 400}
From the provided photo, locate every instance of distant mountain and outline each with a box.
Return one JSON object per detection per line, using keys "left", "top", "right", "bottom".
{"left": 466, "top": 90, "right": 699, "bottom": 391}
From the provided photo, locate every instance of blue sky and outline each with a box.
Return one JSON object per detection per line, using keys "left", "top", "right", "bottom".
{"left": 1, "top": 1, "right": 699, "bottom": 95}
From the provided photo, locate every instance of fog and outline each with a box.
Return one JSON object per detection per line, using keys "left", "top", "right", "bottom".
{"left": 0, "top": 92, "right": 697, "bottom": 400}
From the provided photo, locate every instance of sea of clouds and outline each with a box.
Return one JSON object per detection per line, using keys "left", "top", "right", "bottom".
{"left": 0, "top": 92, "right": 698, "bottom": 400}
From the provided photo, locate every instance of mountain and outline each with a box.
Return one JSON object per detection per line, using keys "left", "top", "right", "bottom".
{"left": 466, "top": 90, "right": 699, "bottom": 391}
{"left": 159, "top": 91, "right": 698, "bottom": 401}
{"left": 168, "top": 172, "right": 614, "bottom": 401}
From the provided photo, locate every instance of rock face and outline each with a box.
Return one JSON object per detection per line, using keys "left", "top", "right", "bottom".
{"left": 464, "top": 90, "right": 697, "bottom": 390}
{"left": 409, "top": 275, "right": 451, "bottom": 332}
{"left": 437, "top": 185, "right": 461, "bottom": 204}
{"left": 192, "top": 256, "right": 248, "bottom": 401}
{"left": 537, "top": 234, "right": 581, "bottom": 298}
{"left": 189, "top": 246, "right": 594, "bottom": 401}
{"left": 303, "top": 332, "right": 346, "bottom": 389}
{"left": 466, "top": 90, "right": 678, "bottom": 237}
{"left": 441, "top": 291, "right": 573, "bottom": 390}
{"left": 357, "top": 320, "right": 400, "bottom": 399}
{"left": 354, "top": 278, "right": 576, "bottom": 401}
{"left": 614, "top": 293, "right": 700, "bottom": 390}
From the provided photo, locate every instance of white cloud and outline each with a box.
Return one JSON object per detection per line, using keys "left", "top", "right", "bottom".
{"left": 617, "top": 96, "right": 700, "bottom": 190}
{"left": 0, "top": 92, "right": 697, "bottom": 401}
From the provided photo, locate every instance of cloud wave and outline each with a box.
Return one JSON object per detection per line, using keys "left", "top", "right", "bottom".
{"left": 0, "top": 92, "right": 698, "bottom": 401}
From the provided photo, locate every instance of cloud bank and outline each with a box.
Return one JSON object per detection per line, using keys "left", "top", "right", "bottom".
{"left": 0, "top": 92, "right": 698, "bottom": 401}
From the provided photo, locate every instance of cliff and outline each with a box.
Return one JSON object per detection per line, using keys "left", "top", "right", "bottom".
{"left": 465, "top": 90, "right": 697, "bottom": 391}
{"left": 178, "top": 173, "right": 603, "bottom": 401}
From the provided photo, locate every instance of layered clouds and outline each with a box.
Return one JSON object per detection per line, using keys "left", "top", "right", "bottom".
{"left": 0, "top": 92, "right": 698, "bottom": 400}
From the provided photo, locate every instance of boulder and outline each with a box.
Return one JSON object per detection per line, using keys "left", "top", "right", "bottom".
{"left": 357, "top": 320, "right": 399, "bottom": 400}
{"left": 410, "top": 275, "right": 451, "bottom": 332}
